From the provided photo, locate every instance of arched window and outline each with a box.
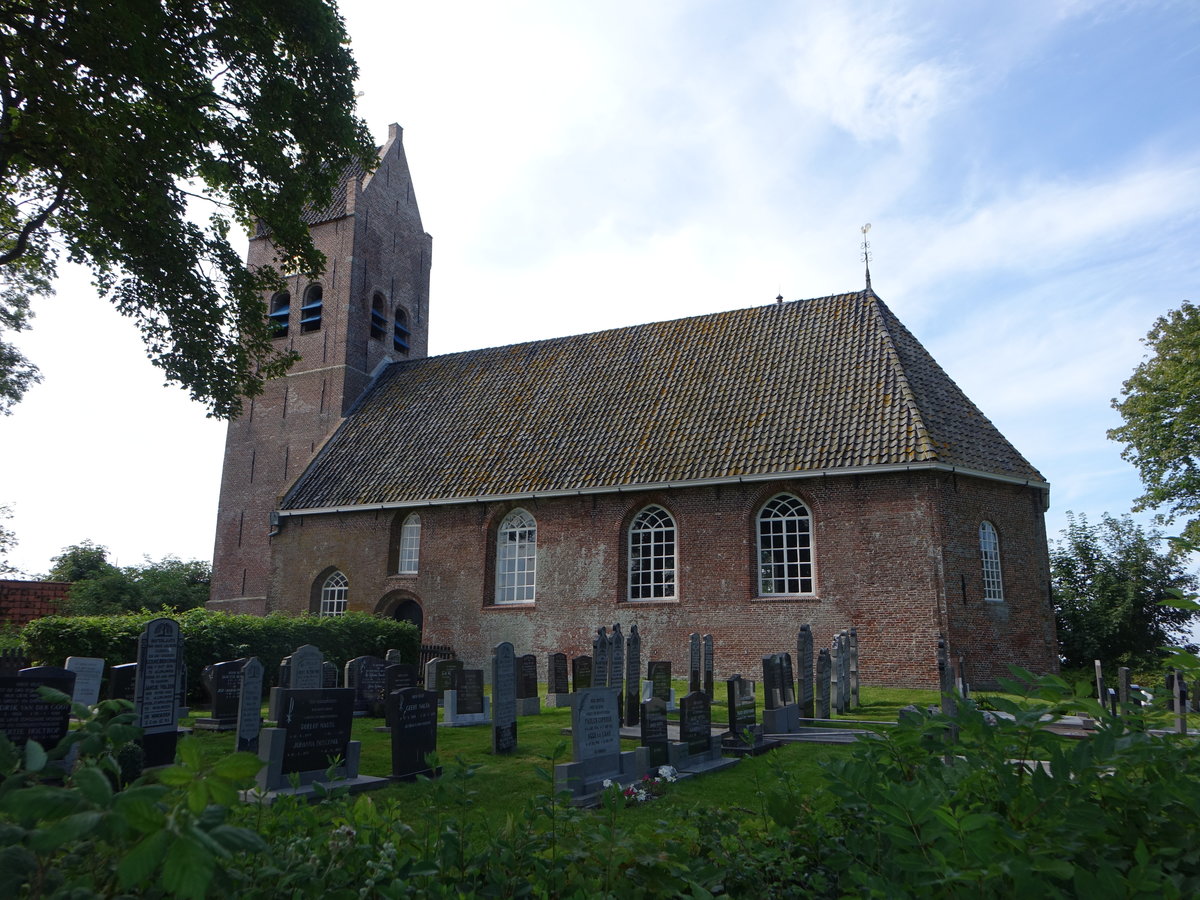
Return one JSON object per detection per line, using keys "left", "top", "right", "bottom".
{"left": 757, "top": 494, "right": 814, "bottom": 595}
{"left": 370, "top": 293, "right": 387, "bottom": 340}
{"left": 628, "top": 505, "right": 676, "bottom": 600}
{"left": 320, "top": 570, "right": 348, "bottom": 616}
{"left": 495, "top": 508, "right": 536, "bottom": 603}
{"left": 300, "top": 284, "right": 323, "bottom": 333}
{"left": 268, "top": 291, "right": 290, "bottom": 338}
{"left": 398, "top": 513, "right": 421, "bottom": 574}
{"left": 979, "top": 522, "right": 1004, "bottom": 601}
{"left": 394, "top": 306, "right": 411, "bottom": 355}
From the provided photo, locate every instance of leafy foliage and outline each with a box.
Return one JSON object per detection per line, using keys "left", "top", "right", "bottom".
{"left": 1051, "top": 512, "right": 1198, "bottom": 669}
{"left": 1110, "top": 300, "right": 1200, "bottom": 541}
{"left": 0, "top": 0, "right": 377, "bottom": 416}
{"left": 48, "top": 541, "right": 212, "bottom": 614}
{"left": 0, "top": 503, "right": 18, "bottom": 575}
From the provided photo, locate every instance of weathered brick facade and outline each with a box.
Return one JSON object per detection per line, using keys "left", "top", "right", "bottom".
{"left": 0, "top": 580, "right": 69, "bottom": 628}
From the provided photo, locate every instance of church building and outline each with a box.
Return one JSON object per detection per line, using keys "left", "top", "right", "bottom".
{"left": 209, "top": 124, "right": 1059, "bottom": 689}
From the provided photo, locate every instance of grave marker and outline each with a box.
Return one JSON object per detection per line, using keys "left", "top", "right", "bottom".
{"left": 492, "top": 642, "right": 518, "bottom": 753}
{"left": 134, "top": 618, "right": 183, "bottom": 767}
{"left": 443, "top": 668, "right": 491, "bottom": 727}
{"left": 648, "top": 661, "right": 672, "bottom": 702}
{"left": 547, "top": 652, "right": 571, "bottom": 707}
{"left": 195, "top": 659, "right": 244, "bottom": 730}
{"left": 593, "top": 628, "right": 609, "bottom": 688}
{"left": 572, "top": 655, "right": 593, "bottom": 692}
{"left": 848, "top": 627, "right": 860, "bottom": 708}
{"left": 108, "top": 662, "right": 137, "bottom": 702}
{"left": 624, "top": 625, "right": 641, "bottom": 726}
{"left": 516, "top": 654, "right": 540, "bottom": 716}
{"left": 816, "top": 648, "right": 831, "bottom": 719}
{"left": 389, "top": 687, "right": 439, "bottom": 781}
{"left": 797, "top": 625, "right": 814, "bottom": 719}
{"left": 689, "top": 633, "right": 701, "bottom": 694}
{"left": 0, "top": 667, "right": 75, "bottom": 749}
{"left": 345, "top": 656, "right": 388, "bottom": 717}
{"left": 270, "top": 645, "right": 324, "bottom": 721}
{"left": 703, "top": 634, "right": 714, "bottom": 700}
{"left": 236, "top": 657, "right": 264, "bottom": 754}
{"left": 609, "top": 625, "right": 625, "bottom": 722}
{"left": 555, "top": 686, "right": 648, "bottom": 804}
{"left": 382, "top": 664, "right": 419, "bottom": 728}
{"left": 640, "top": 697, "right": 670, "bottom": 767}
{"left": 322, "top": 661, "right": 339, "bottom": 688}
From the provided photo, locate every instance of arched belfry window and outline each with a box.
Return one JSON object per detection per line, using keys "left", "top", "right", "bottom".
{"left": 398, "top": 514, "right": 421, "bottom": 574}
{"left": 495, "top": 509, "right": 536, "bottom": 603}
{"left": 370, "top": 293, "right": 387, "bottom": 340}
{"left": 320, "top": 570, "right": 348, "bottom": 616}
{"left": 394, "top": 306, "right": 411, "bottom": 355}
{"left": 980, "top": 521, "right": 1004, "bottom": 601}
{"left": 300, "top": 284, "right": 323, "bottom": 333}
{"left": 628, "top": 505, "right": 676, "bottom": 600}
{"left": 268, "top": 291, "right": 290, "bottom": 338}
{"left": 757, "top": 494, "right": 814, "bottom": 595}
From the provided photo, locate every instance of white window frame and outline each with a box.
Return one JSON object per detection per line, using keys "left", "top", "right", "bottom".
{"left": 398, "top": 513, "right": 421, "bottom": 574}
{"left": 980, "top": 521, "right": 1004, "bottom": 601}
{"left": 628, "top": 505, "right": 677, "bottom": 600}
{"left": 757, "top": 493, "right": 814, "bottom": 596}
{"left": 495, "top": 508, "right": 536, "bottom": 603}
{"left": 320, "top": 570, "right": 349, "bottom": 616}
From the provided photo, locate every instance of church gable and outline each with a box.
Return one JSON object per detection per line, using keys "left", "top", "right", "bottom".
{"left": 280, "top": 290, "right": 1044, "bottom": 512}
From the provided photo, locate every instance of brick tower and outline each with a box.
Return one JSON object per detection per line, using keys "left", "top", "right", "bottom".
{"left": 209, "top": 124, "right": 431, "bottom": 612}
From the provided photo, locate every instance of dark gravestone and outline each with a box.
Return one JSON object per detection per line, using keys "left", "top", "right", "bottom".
{"left": 345, "top": 656, "right": 388, "bottom": 717}
{"left": 840, "top": 632, "right": 853, "bottom": 712}
{"left": 436, "top": 660, "right": 464, "bottom": 698}
{"left": 258, "top": 688, "right": 356, "bottom": 789}
{"left": 492, "top": 642, "right": 518, "bottom": 754}
{"left": 548, "top": 653, "right": 570, "bottom": 694}
{"left": 641, "top": 697, "right": 670, "bottom": 767}
{"left": 830, "top": 639, "right": 842, "bottom": 714}
{"left": 849, "top": 627, "right": 860, "bottom": 707}
{"left": 236, "top": 657, "right": 264, "bottom": 754}
{"left": 134, "top": 618, "right": 183, "bottom": 767}
{"left": 797, "top": 625, "right": 814, "bottom": 719}
{"left": 383, "top": 664, "right": 419, "bottom": 728}
{"left": 689, "top": 633, "right": 701, "bottom": 693}
{"left": 679, "top": 691, "right": 712, "bottom": 756}
{"left": 649, "top": 661, "right": 672, "bottom": 702}
{"left": 196, "top": 659, "right": 243, "bottom": 730}
{"left": 625, "top": 624, "right": 642, "bottom": 726}
{"left": 703, "top": 634, "right": 714, "bottom": 700}
{"left": 572, "top": 655, "right": 593, "bottom": 692}
{"left": 458, "top": 669, "right": 485, "bottom": 715}
{"left": 109, "top": 662, "right": 137, "bottom": 702}
{"left": 0, "top": 649, "right": 30, "bottom": 675}
{"left": 780, "top": 653, "right": 796, "bottom": 704}
{"left": 0, "top": 667, "right": 75, "bottom": 748}
{"left": 762, "top": 654, "right": 783, "bottom": 710}
{"left": 389, "top": 687, "right": 439, "bottom": 781}
{"left": 593, "top": 628, "right": 609, "bottom": 688}
{"left": 816, "top": 648, "right": 831, "bottom": 719}
{"left": 65, "top": 656, "right": 104, "bottom": 708}
{"left": 517, "top": 655, "right": 538, "bottom": 699}
{"left": 322, "top": 661, "right": 339, "bottom": 688}
{"left": 725, "top": 675, "right": 758, "bottom": 748}
{"left": 609, "top": 624, "right": 625, "bottom": 722}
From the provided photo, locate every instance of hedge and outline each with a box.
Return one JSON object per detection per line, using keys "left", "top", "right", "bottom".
{"left": 20, "top": 609, "right": 419, "bottom": 702}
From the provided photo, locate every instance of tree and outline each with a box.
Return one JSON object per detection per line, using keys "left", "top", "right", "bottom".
{"left": 48, "top": 542, "right": 211, "bottom": 614}
{"left": 1109, "top": 300, "right": 1200, "bottom": 541}
{"left": 0, "top": 1, "right": 378, "bottom": 417}
{"left": 1051, "top": 512, "right": 1198, "bottom": 669}
{"left": 0, "top": 503, "right": 19, "bottom": 575}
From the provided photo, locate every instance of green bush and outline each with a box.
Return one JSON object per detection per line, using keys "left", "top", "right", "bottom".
{"left": 20, "top": 610, "right": 419, "bottom": 702}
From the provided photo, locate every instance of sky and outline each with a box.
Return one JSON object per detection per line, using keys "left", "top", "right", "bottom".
{"left": 4, "top": 0, "right": 1200, "bottom": 579}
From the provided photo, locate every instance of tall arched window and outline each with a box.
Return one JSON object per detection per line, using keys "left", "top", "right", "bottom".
{"left": 300, "top": 284, "right": 323, "bottom": 333}
{"left": 398, "top": 514, "right": 421, "bottom": 574}
{"left": 370, "top": 293, "right": 387, "bottom": 340}
{"left": 495, "top": 509, "right": 536, "bottom": 603}
{"left": 268, "top": 291, "right": 290, "bottom": 338}
{"left": 628, "top": 505, "right": 676, "bottom": 600}
{"left": 757, "top": 494, "right": 814, "bottom": 595}
{"left": 394, "top": 306, "right": 411, "bottom": 355}
{"left": 979, "top": 521, "right": 1004, "bottom": 601}
{"left": 320, "top": 570, "right": 349, "bottom": 616}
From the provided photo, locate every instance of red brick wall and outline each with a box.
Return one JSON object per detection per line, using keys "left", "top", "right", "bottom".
{"left": 264, "top": 471, "right": 1057, "bottom": 688}
{"left": 0, "top": 580, "right": 70, "bottom": 628}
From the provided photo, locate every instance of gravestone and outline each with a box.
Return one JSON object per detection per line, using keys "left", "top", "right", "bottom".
{"left": 762, "top": 654, "right": 783, "bottom": 709}
{"left": 443, "top": 668, "right": 490, "bottom": 727}
{"left": 640, "top": 697, "right": 670, "bottom": 767}
{"left": 689, "top": 633, "right": 701, "bottom": 693}
{"left": 345, "top": 656, "right": 388, "bottom": 717}
{"left": 937, "top": 638, "right": 957, "bottom": 717}
{"left": 426, "top": 659, "right": 464, "bottom": 707}
{"left": 703, "top": 634, "right": 714, "bottom": 700}
{"left": 236, "top": 657, "right": 264, "bottom": 753}
{"left": 546, "top": 652, "right": 571, "bottom": 707}
{"left": 816, "top": 648, "right": 831, "bottom": 719}
{"left": 384, "top": 648, "right": 405, "bottom": 665}
{"left": 109, "top": 662, "right": 137, "bottom": 702}
{"left": 956, "top": 653, "right": 969, "bottom": 701}
{"left": 848, "top": 627, "right": 860, "bottom": 708}
{"left": 572, "top": 655, "right": 593, "bottom": 692}
{"left": 389, "top": 687, "right": 439, "bottom": 781}
{"left": 780, "top": 653, "right": 796, "bottom": 704}
{"left": 677, "top": 690, "right": 739, "bottom": 775}
{"left": 554, "top": 686, "right": 648, "bottom": 805}
{"left": 381, "top": 663, "right": 419, "bottom": 729}
{"left": 322, "top": 661, "right": 339, "bottom": 688}
{"left": 0, "top": 666, "right": 76, "bottom": 749}
{"left": 134, "top": 618, "right": 184, "bottom": 767}
{"left": 648, "top": 661, "right": 672, "bottom": 702}
{"left": 516, "top": 654, "right": 540, "bottom": 716}
{"left": 492, "top": 642, "right": 518, "bottom": 753}
{"left": 64, "top": 656, "right": 104, "bottom": 708}
{"left": 839, "top": 632, "right": 852, "bottom": 713}
{"left": 624, "top": 625, "right": 641, "bottom": 726}
{"left": 1118, "top": 666, "right": 1131, "bottom": 714}
{"left": 829, "top": 638, "right": 842, "bottom": 715}
{"left": 271, "top": 645, "right": 324, "bottom": 721}
{"left": 593, "top": 628, "right": 609, "bottom": 688}
{"left": 761, "top": 654, "right": 800, "bottom": 734}
{"left": 723, "top": 675, "right": 775, "bottom": 754}
{"left": 609, "top": 625, "right": 625, "bottom": 723}
{"left": 797, "top": 626, "right": 814, "bottom": 719}
{"left": 194, "top": 659, "right": 244, "bottom": 730}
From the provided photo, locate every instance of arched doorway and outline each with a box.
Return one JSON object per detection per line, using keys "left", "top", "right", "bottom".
{"left": 377, "top": 591, "right": 423, "bottom": 639}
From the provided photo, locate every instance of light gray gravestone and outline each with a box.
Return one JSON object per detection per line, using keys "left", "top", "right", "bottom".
{"left": 816, "top": 648, "right": 831, "bottom": 719}
{"left": 624, "top": 625, "right": 641, "bottom": 726}
{"left": 703, "top": 634, "right": 714, "bottom": 700}
{"left": 443, "top": 668, "right": 491, "bottom": 727}
{"left": 236, "top": 657, "right": 264, "bottom": 753}
{"left": 270, "top": 645, "right": 324, "bottom": 721}
{"left": 797, "top": 625, "right": 814, "bottom": 719}
{"left": 134, "top": 618, "right": 183, "bottom": 767}
{"left": 554, "top": 686, "right": 648, "bottom": 805}
{"left": 384, "top": 648, "right": 405, "bottom": 665}
{"left": 609, "top": 624, "right": 625, "bottom": 722}
{"left": 593, "top": 628, "right": 609, "bottom": 688}
{"left": 849, "top": 627, "right": 860, "bottom": 708}
{"left": 492, "top": 642, "right": 518, "bottom": 753}
{"left": 689, "top": 633, "right": 701, "bottom": 693}
{"left": 1094, "top": 660, "right": 1105, "bottom": 704}
{"left": 546, "top": 652, "right": 571, "bottom": 707}
{"left": 64, "top": 656, "right": 104, "bottom": 708}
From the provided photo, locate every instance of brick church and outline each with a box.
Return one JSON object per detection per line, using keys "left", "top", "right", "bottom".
{"left": 209, "top": 124, "right": 1059, "bottom": 688}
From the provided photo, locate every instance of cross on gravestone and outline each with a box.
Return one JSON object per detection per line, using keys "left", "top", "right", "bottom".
{"left": 689, "top": 633, "right": 701, "bottom": 694}
{"left": 64, "top": 656, "right": 104, "bottom": 708}
{"left": 593, "top": 628, "right": 609, "bottom": 689}
{"left": 548, "top": 653, "right": 570, "bottom": 695}
{"left": 492, "top": 642, "right": 518, "bottom": 754}
{"left": 797, "top": 625, "right": 814, "bottom": 719}
{"left": 389, "top": 687, "right": 439, "bottom": 781}
{"left": 703, "top": 634, "right": 714, "bottom": 700}
{"left": 624, "top": 625, "right": 642, "bottom": 726}
{"left": 640, "top": 696, "right": 670, "bottom": 767}
{"left": 679, "top": 691, "right": 713, "bottom": 757}
{"left": 134, "top": 618, "right": 184, "bottom": 767}
{"left": 572, "top": 655, "right": 593, "bottom": 692}
{"left": 816, "top": 648, "right": 831, "bottom": 719}
{"left": 0, "top": 667, "right": 76, "bottom": 749}
{"left": 848, "top": 627, "right": 860, "bottom": 708}
{"left": 648, "top": 661, "right": 672, "bottom": 702}
{"left": 236, "top": 657, "right": 264, "bottom": 754}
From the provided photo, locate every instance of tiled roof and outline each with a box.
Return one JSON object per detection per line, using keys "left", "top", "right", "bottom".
{"left": 254, "top": 157, "right": 371, "bottom": 237}
{"left": 281, "top": 291, "right": 1045, "bottom": 510}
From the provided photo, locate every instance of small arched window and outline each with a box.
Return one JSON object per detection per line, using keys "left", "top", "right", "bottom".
{"left": 300, "top": 284, "right": 323, "bottom": 333}
{"left": 394, "top": 306, "right": 411, "bottom": 355}
{"left": 628, "top": 505, "right": 676, "bottom": 600}
{"left": 398, "top": 514, "right": 421, "bottom": 574}
{"left": 320, "top": 570, "right": 348, "bottom": 616}
{"left": 370, "top": 293, "right": 387, "bottom": 340}
{"left": 495, "top": 509, "right": 536, "bottom": 603}
{"left": 979, "top": 522, "right": 1004, "bottom": 601}
{"left": 268, "top": 291, "right": 290, "bottom": 338}
{"left": 757, "top": 494, "right": 814, "bottom": 595}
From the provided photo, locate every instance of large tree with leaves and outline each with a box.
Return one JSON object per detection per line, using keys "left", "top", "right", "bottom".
{"left": 1109, "top": 300, "right": 1200, "bottom": 540}
{"left": 0, "top": 0, "right": 377, "bottom": 417}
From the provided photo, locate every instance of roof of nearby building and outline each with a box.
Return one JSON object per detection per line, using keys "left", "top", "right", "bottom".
{"left": 280, "top": 290, "right": 1046, "bottom": 511}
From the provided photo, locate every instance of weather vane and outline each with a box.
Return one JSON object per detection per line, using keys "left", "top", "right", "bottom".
{"left": 860, "top": 223, "right": 873, "bottom": 291}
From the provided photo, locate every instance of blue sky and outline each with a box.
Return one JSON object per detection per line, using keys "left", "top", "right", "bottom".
{"left": 5, "top": 1, "right": 1200, "bottom": 578}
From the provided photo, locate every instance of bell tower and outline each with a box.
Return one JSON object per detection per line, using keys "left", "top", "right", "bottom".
{"left": 209, "top": 124, "right": 432, "bottom": 611}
